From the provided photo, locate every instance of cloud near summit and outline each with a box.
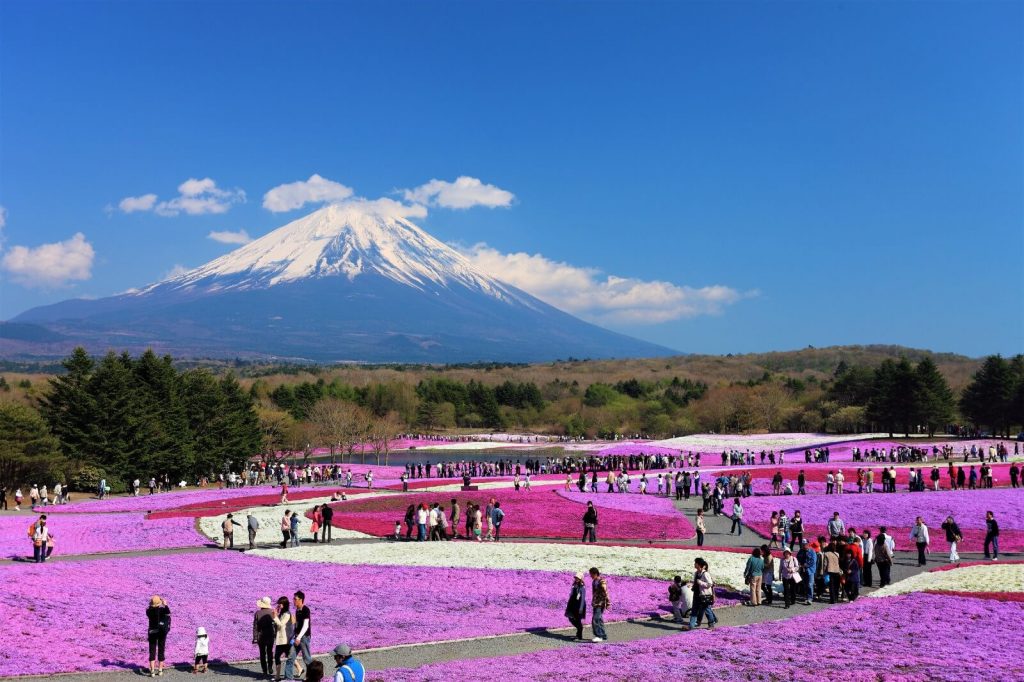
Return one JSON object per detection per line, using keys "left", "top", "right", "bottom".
{"left": 459, "top": 243, "right": 752, "bottom": 325}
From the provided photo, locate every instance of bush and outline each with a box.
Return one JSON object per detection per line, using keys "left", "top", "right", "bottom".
{"left": 67, "top": 464, "right": 127, "bottom": 494}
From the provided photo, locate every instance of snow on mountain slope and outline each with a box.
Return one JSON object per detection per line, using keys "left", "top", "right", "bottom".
{"left": 145, "top": 203, "right": 522, "bottom": 303}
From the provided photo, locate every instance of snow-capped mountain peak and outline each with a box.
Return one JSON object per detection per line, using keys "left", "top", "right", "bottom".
{"left": 149, "top": 203, "right": 516, "bottom": 299}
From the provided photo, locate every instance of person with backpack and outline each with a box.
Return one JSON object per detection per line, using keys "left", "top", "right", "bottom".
{"left": 490, "top": 502, "right": 504, "bottom": 542}
{"left": 685, "top": 557, "right": 717, "bottom": 630}
{"left": 28, "top": 515, "right": 49, "bottom": 563}
{"left": 146, "top": 595, "right": 171, "bottom": 677}
{"left": 873, "top": 533, "right": 893, "bottom": 588}
{"left": 668, "top": 575, "right": 685, "bottom": 623}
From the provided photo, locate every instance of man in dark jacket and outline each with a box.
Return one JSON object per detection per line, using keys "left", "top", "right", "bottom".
{"left": 582, "top": 502, "right": 598, "bottom": 543}
{"left": 320, "top": 504, "right": 334, "bottom": 543}
{"left": 984, "top": 511, "right": 1000, "bottom": 560}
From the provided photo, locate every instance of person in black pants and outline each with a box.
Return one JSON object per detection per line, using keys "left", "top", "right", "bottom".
{"left": 564, "top": 573, "right": 587, "bottom": 640}
{"left": 146, "top": 595, "right": 171, "bottom": 677}
{"left": 320, "top": 504, "right": 334, "bottom": 543}
{"left": 253, "top": 597, "right": 276, "bottom": 677}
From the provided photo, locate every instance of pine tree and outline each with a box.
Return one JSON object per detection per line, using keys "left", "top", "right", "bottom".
{"left": 38, "top": 347, "right": 101, "bottom": 462}
{"left": 915, "top": 357, "right": 955, "bottom": 437}
{"left": 960, "top": 355, "right": 1016, "bottom": 437}
{"left": 219, "top": 372, "right": 261, "bottom": 470}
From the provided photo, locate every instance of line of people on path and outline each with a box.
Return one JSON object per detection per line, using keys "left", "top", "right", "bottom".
{"left": 399, "top": 497, "right": 505, "bottom": 542}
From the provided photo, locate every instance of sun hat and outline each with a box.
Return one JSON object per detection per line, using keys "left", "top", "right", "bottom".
{"left": 196, "top": 627, "right": 207, "bottom": 637}
{"left": 256, "top": 596, "right": 272, "bottom": 609}
{"left": 332, "top": 643, "right": 352, "bottom": 658}
{"left": 574, "top": 572, "right": 584, "bottom": 581}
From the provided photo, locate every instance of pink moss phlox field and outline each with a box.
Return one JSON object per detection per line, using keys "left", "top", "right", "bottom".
{"left": 591, "top": 443, "right": 683, "bottom": 458}
{"left": 556, "top": 489, "right": 692, "bottom": 520}
{"left": 378, "top": 593, "right": 1024, "bottom": 682}
{"left": 0, "top": 514, "right": 206, "bottom": 558}
{"left": 0, "top": 552, "right": 675, "bottom": 676}
{"left": 149, "top": 488, "right": 376, "bottom": 519}
{"left": 41, "top": 485, "right": 290, "bottom": 514}
{"left": 743, "top": 462, "right": 1017, "bottom": 489}
{"left": 741, "top": 487, "right": 1024, "bottom": 551}
{"left": 328, "top": 489, "right": 692, "bottom": 540}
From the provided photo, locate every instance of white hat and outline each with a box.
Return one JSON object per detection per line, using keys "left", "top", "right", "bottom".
{"left": 196, "top": 627, "right": 207, "bottom": 637}
{"left": 256, "top": 596, "right": 272, "bottom": 609}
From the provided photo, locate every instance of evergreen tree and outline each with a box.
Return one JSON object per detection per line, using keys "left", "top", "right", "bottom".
{"left": 915, "top": 356, "right": 955, "bottom": 437}
{"left": 867, "top": 358, "right": 920, "bottom": 436}
{"left": 960, "top": 355, "right": 1016, "bottom": 436}
{"left": 220, "top": 372, "right": 261, "bottom": 469}
{"left": 0, "top": 402, "right": 67, "bottom": 489}
{"left": 38, "top": 347, "right": 101, "bottom": 462}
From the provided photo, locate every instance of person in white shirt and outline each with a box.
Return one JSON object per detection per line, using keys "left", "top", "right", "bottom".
{"left": 910, "top": 517, "right": 930, "bottom": 566}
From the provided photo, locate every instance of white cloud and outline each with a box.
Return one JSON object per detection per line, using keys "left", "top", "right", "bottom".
{"left": 338, "top": 197, "right": 428, "bottom": 220}
{"left": 118, "top": 193, "right": 158, "bottom": 213}
{"left": 263, "top": 174, "right": 355, "bottom": 213}
{"left": 460, "top": 243, "right": 753, "bottom": 324}
{"left": 117, "top": 178, "right": 245, "bottom": 216}
{"left": 0, "top": 205, "right": 7, "bottom": 230}
{"left": 1, "top": 232, "right": 95, "bottom": 288}
{"left": 164, "top": 263, "right": 190, "bottom": 279}
{"left": 404, "top": 176, "right": 514, "bottom": 209}
{"left": 207, "top": 229, "right": 252, "bottom": 245}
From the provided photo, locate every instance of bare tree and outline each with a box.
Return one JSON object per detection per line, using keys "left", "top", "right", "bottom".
{"left": 750, "top": 383, "right": 792, "bottom": 432}
{"left": 368, "top": 411, "right": 404, "bottom": 465}
{"left": 257, "top": 407, "right": 294, "bottom": 467}
{"left": 309, "top": 398, "right": 360, "bottom": 464}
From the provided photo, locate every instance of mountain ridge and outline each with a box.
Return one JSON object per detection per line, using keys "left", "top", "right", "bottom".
{"left": 5, "top": 205, "right": 677, "bottom": 362}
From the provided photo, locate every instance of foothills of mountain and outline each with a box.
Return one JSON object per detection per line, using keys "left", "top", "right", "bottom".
{"left": 2, "top": 345, "right": 1022, "bottom": 493}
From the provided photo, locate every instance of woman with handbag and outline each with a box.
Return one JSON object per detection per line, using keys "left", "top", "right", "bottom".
{"left": 685, "top": 557, "right": 717, "bottom": 630}
{"left": 146, "top": 595, "right": 171, "bottom": 677}
{"left": 941, "top": 515, "right": 962, "bottom": 564}
{"left": 780, "top": 548, "right": 801, "bottom": 608}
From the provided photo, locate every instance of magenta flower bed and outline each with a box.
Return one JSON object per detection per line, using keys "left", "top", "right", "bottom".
{"left": 0, "top": 552, "right": 673, "bottom": 676}
{"left": 744, "top": 462, "right": 1017, "bottom": 488}
{"left": 0, "top": 514, "right": 206, "bottom": 558}
{"left": 327, "top": 489, "right": 691, "bottom": 540}
{"left": 591, "top": 443, "right": 682, "bottom": 457}
{"left": 741, "top": 487, "right": 1024, "bottom": 551}
{"left": 556, "top": 489, "right": 692, "bottom": 519}
{"left": 379, "top": 593, "right": 1024, "bottom": 681}
{"left": 149, "top": 488, "right": 377, "bottom": 520}
{"left": 41, "top": 485, "right": 289, "bottom": 514}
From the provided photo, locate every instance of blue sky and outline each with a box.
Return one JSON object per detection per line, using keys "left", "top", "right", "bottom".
{"left": 1, "top": 1, "right": 1021, "bottom": 357}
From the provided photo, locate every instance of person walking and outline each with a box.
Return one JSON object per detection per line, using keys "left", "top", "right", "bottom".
{"left": 694, "top": 509, "right": 705, "bottom": 547}
{"left": 564, "top": 573, "right": 587, "bottom": 640}
{"left": 910, "top": 517, "right": 930, "bottom": 566}
{"left": 685, "top": 557, "right": 718, "bottom": 630}
{"left": 289, "top": 509, "right": 301, "bottom": 547}
{"left": 984, "top": 511, "right": 1000, "bottom": 560}
{"left": 582, "top": 501, "right": 598, "bottom": 543}
{"left": 668, "top": 575, "right": 685, "bottom": 624}
{"left": 874, "top": 533, "right": 894, "bottom": 588}
{"left": 449, "top": 499, "right": 460, "bottom": 540}
{"left": 222, "top": 513, "right": 241, "bottom": 550}
{"left": 729, "top": 497, "right": 744, "bottom": 535}
{"left": 743, "top": 548, "right": 764, "bottom": 606}
{"left": 798, "top": 540, "right": 817, "bottom": 604}
{"left": 780, "top": 548, "right": 801, "bottom": 608}
{"left": 941, "top": 515, "right": 962, "bottom": 564}
{"left": 285, "top": 591, "right": 312, "bottom": 680}
{"left": 146, "top": 596, "right": 171, "bottom": 677}
{"left": 280, "top": 511, "right": 291, "bottom": 548}
{"left": 761, "top": 545, "right": 776, "bottom": 605}
{"left": 29, "top": 515, "right": 49, "bottom": 563}
{"left": 247, "top": 513, "right": 260, "bottom": 550}
{"left": 252, "top": 596, "right": 275, "bottom": 678}
{"left": 490, "top": 502, "right": 504, "bottom": 542}
{"left": 589, "top": 567, "right": 610, "bottom": 642}
{"left": 272, "top": 596, "right": 293, "bottom": 681}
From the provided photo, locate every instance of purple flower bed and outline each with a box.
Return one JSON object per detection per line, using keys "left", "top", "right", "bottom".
{"left": 0, "top": 514, "right": 206, "bottom": 558}
{"left": 0, "top": 552, "right": 676, "bottom": 675}
{"left": 379, "top": 593, "right": 1024, "bottom": 681}
{"left": 741, "top": 487, "right": 1024, "bottom": 551}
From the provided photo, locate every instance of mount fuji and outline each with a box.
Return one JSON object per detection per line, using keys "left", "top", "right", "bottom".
{"left": 5, "top": 204, "right": 676, "bottom": 362}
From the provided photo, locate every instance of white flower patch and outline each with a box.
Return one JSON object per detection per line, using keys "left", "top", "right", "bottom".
{"left": 652, "top": 433, "right": 889, "bottom": 452}
{"left": 199, "top": 495, "right": 377, "bottom": 544}
{"left": 869, "top": 563, "right": 1024, "bottom": 597}
{"left": 250, "top": 541, "right": 750, "bottom": 589}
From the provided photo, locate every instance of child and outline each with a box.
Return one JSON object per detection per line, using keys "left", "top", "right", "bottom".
{"left": 193, "top": 627, "right": 209, "bottom": 673}
{"left": 393, "top": 521, "right": 402, "bottom": 540}
{"left": 668, "top": 576, "right": 684, "bottom": 623}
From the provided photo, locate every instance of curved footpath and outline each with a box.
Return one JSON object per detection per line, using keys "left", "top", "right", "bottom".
{"left": 18, "top": 488, "right": 1015, "bottom": 681}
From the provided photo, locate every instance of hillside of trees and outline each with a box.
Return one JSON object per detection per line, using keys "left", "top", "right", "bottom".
{"left": 1, "top": 345, "right": 1021, "bottom": 491}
